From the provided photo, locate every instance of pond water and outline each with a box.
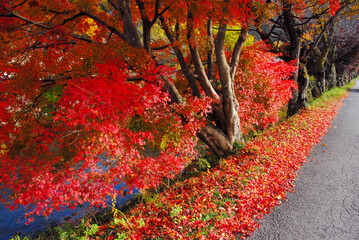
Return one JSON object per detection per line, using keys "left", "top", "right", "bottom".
{"left": 0, "top": 187, "right": 138, "bottom": 240}
{"left": 1, "top": 153, "right": 141, "bottom": 240}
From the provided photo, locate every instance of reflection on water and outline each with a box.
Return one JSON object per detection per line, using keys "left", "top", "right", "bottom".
{"left": 0, "top": 187, "right": 138, "bottom": 240}
{"left": 1, "top": 153, "right": 139, "bottom": 240}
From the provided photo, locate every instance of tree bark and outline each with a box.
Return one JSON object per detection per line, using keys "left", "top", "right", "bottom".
{"left": 197, "top": 125, "right": 233, "bottom": 157}
{"left": 287, "top": 64, "right": 310, "bottom": 116}
{"left": 327, "top": 63, "right": 337, "bottom": 90}
{"left": 283, "top": 3, "right": 307, "bottom": 117}
{"left": 213, "top": 23, "right": 245, "bottom": 146}
{"left": 160, "top": 9, "right": 247, "bottom": 156}
{"left": 312, "top": 22, "right": 337, "bottom": 96}
{"left": 185, "top": 19, "right": 245, "bottom": 156}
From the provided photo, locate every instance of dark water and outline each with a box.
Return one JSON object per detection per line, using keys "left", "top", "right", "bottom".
{"left": 1, "top": 153, "right": 139, "bottom": 240}
{"left": 0, "top": 186, "right": 138, "bottom": 240}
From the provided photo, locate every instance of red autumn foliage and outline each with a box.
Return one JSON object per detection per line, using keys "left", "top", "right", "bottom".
{"left": 0, "top": 0, "right": 342, "bottom": 220}
{"left": 92, "top": 92, "right": 347, "bottom": 239}
{"left": 0, "top": 60, "right": 212, "bottom": 217}
{"left": 236, "top": 43, "right": 297, "bottom": 134}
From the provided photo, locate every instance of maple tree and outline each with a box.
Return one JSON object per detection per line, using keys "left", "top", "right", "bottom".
{"left": 0, "top": 0, "right": 347, "bottom": 220}
{"left": 235, "top": 43, "right": 296, "bottom": 134}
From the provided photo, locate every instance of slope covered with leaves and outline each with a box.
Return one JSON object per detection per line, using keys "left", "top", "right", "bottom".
{"left": 50, "top": 85, "right": 348, "bottom": 240}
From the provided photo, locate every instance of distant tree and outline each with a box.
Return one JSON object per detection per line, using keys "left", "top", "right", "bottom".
{"left": 254, "top": 0, "right": 357, "bottom": 116}
{"left": 332, "top": 17, "right": 359, "bottom": 82}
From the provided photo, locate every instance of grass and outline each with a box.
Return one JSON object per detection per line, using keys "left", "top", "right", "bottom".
{"left": 309, "top": 80, "right": 356, "bottom": 108}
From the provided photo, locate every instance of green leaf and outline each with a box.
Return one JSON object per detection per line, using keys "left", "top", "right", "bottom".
{"left": 116, "top": 233, "right": 129, "bottom": 240}
{"left": 170, "top": 205, "right": 182, "bottom": 218}
{"left": 84, "top": 224, "right": 99, "bottom": 236}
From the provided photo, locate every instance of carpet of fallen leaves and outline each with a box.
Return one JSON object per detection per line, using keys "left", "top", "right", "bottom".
{"left": 93, "top": 93, "right": 347, "bottom": 240}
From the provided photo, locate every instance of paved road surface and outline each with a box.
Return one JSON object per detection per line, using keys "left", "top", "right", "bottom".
{"left": 249, "top": 81, "right": 359, "bottom": 240}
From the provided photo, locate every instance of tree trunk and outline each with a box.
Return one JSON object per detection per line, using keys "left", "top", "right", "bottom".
{"left": 283, "top": 3, "right": 307, "bottom": 117}
{"left": 160, "top": 11, "right": 246, "bottom": 157}
{"left": 288, "top": 65, "right": 309, "bottom": 116}
{"left": 326, "top": 42, "right": 337, "bottom": 90}
{"left": 314, "top": 69, "right": 326, "bottom": 96}
{"left": 197, "top": 125, "right": 233, "bottom": 157}
{"left": 311, "top": 22, "right": 336, "bottom": 96}
{"left": 327, "top": 63, "right": 337, "bottom": 89}
{"left": 187, "top": 19, "right": 245, "bottom": 156}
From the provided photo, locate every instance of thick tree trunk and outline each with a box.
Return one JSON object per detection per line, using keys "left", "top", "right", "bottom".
{"left": 197, "top": 125, "right": 233, "bottom": 157}
{"left": 326, "top": 43, "right": 337, "bottom": 89}
{"left": 312, "top": 44, "right": 330, "bottom": 97}
{"left": 159, "top": 12, "right": 246, "bottom": 157}
{"left": 327, "top": 63, "right": 337, "bottom": 90}
{"left": 117, "top": 0, "right": 143, "bottom": 47}
{"left": 214, "top": 24, "right": 244, "bottom": 145}
{"left": 285, "top": 39, "right": 307, "bottom": 117}
{"left": 315, "top": 70, "right": 326, "bottom": 96}
{"left": 310, "top": 22, "right": 336, "bottom": 97}
{"left": 189, "top": 20, "right": 245, "bottom": 156}
{"left": 198, "top": 109, "right": 243, "bottom": 156}
{"left": 287, "top": 65, "right": 309, "bottom": 116}
{"left": 283, "top": 3, "right": 307, "bottom": 118}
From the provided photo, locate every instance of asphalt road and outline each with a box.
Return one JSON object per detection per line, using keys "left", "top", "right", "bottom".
{"left": 248, "top": 81, "right": 359, "bottom": 240}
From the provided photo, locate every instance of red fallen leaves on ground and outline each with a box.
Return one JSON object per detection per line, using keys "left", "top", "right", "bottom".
{"left": 96, "top": 93, "right": 347, "bottom": 239}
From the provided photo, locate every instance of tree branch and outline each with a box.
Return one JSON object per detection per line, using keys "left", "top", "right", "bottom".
{"left": 214, "top": 23, "right": 229, "bottom": 75}
{"left": 230, "top": 27, "right": 248, "bottom": 79}
{"left": 71, "top": 33, "right": 98, "bottom": 43}
{"left": 61, "top": 12, "right": 86, "bottom": 26}
{"left": 2, "top": 9, "right": 52, "bottom": 30}
{"left": 152, "top": 44, "right": 171, "bottom": 50}
{"left": 187, "top": 10, "right": 219, "bottom": 100}
{"left": 207, "top": 18, "right": 215, "bottom": 82}
{"left": 160, "top": 16, "right": 201, "bottom": 98}
{"left": 107, "top": 0, "right": 119, "bottom": 10}
{"left": 13, "top": 0, "right": 30, "bottom": 9}
{"left": 150, "top": 5, "right": 171, "bottom": 27}
{"left": 303, "top": 2, "right": 350, "bottom": 59}
{"left": 26, "top": 41, "right": 77, "bottom": 50}
{"left": 82, "top": 11, "right": 127, "bottom": 42}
